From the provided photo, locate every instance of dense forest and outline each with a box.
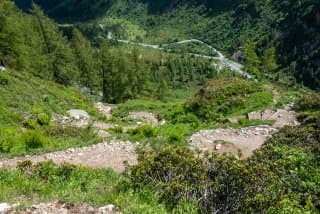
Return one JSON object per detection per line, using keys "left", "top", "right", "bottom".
{"left": 13, "top": 0, "right": 320, "bottom": 90}
{"left": 1, "top": 0, "right": 320, "bottom": 213}
{"left": 1, "top": 0, "right": 231, "bottom": 104}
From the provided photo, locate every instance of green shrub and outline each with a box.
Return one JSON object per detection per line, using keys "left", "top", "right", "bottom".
{"left": 129, "top": 147, "right": 250, "bottom": 212}
{"left": 109, "top": 126, "right": 124, "bottom": 134}
{"left": 22, "top": 130, "right": 47, "bottom": 149}
{"left": 24, "top": 117, "right": 39, "bottom": 129}
{"left": 167, "top": 131, "right": 183, "bottom": 144}
{"left": 37, "top": 112, "right": 51, "bottom": 126}
{"left": 186, "top": 77, "right": 272, "bottom": 120}
{"left": 0, "top": 73, "right": 9, "bottom": 85}
{"left": 293, "top": 94, "right": 320, "bottom": 112}
{"left": 127, "top": 125, "right": 155, "bottom": 138}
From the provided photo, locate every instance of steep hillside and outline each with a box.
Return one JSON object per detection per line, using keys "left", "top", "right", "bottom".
{"left": 0, "top": 69, "right": 99, "bottom": 156}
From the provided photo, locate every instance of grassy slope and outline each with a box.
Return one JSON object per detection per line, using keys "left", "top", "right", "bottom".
{"left": 0, "top": 70, "right": 100, "bottom": 157}
{"left": 0, "top": 161, "right": 167, "bottom": 213}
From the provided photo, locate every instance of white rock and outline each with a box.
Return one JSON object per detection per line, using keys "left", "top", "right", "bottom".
{"left": 215, "top": 144, "right": 222, "bottom": 150}
{"left": 159, "top": 119, "right": 166, "bottom": 125}
{"left": 0, "top": 203, "right": 11, "bottom": 214}
{"left": 67, "top": 109, "right": 89, "bottom": 120}
{"left": 0, "top": 66, "right": 6, "bottom": 72}
{"left": 98, "top": 204, "right": 115, "bottom": 214}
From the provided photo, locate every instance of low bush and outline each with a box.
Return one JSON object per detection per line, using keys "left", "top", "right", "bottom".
{"left": 127, "top": 125, "right": 155, "bottom": 138}
{"left": 0, "top": 73, "right": 9, "bottom": 85}
{"left": 186, "top": 77, "right": 273, "bottom": 121}
{"left": 37, "top": 112, "right": 51, "bottom": 126}
{"left": 129, "top": 147, "right": 251, "bottom": 212}
{"left": 0, "top": 129, "right": 48, "bottom": 154}
{"left": 293, "top": 93, "right": 320, "bottom": 112}
{"left": 22, "top": 130, "right": 48, "bottom": 150}
{"left": 109, "top": 126, "right": 124, "bottom": 134}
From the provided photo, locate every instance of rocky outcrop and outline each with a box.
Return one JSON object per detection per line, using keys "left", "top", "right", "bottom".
{"left": 51, "top": 109, "right": 90, "bottom": 128}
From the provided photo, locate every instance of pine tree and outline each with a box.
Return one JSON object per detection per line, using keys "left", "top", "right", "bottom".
{"left": 100, "top": 39, "right": 113, "bottom": 103}
{"left": 31, "top": 3, "right": 77, "bottom": 85}
{"left": 262, "top": 46, "right": 278, "bottom": 73}
{"left": 243, "top": 43, "right": 261, "bottom": 77}
{"left": 72, "top": 28, "right": 98, "bottom": 91}
{"left": 0, "top": 1, "right": 29, "bottom": 69}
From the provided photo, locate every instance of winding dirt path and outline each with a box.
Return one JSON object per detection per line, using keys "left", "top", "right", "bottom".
{"left": 0, "top": 141, "right": 137, "bottom": 172}
{"left": 190, "top": 108, "right": 299, "bottom": 158}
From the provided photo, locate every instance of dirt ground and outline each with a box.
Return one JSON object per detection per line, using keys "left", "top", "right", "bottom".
{"left": 190, "top": 126, "right": 277, "bottom": 158}
{"left": 189, "top": 107, "right": 298, "bottom": 158}
{"left": 0, "top": 140, "right": 137, "bottom": 172}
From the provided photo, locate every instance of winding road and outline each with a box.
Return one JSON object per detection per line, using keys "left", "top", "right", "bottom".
{"left": 59, "top": 23, "right": 254, "bottom": 79}
{"left": 117, "top": 38, "right": 254, "bottom": 79}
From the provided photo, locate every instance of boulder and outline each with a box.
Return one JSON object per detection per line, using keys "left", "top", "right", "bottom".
{"left": 215, "top": 144, "right": 222, "bottom": 150}
{"left": 67, "top": 109, "right": 89, "bottom": 120}
{"left": 98, "top": 204, "right": 115, "bottom": 214}
{"left": 0, "top": 66, "right": 6, "bottom": 72}
{"left": 0, "top": 203, "right": 11, "bottom": 214}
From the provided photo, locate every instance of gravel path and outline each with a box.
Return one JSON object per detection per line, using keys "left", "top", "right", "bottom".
{"left": 190, "top": 126, "right": 277, "bottom": 158}
{"left": 190, "top": 108, "right": 299, "bottom": 158}
{"left": 0, "top": 141, "right": 137, "bottom": 172}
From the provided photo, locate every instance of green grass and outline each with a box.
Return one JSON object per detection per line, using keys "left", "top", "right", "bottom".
{"left": 0, "top": 161, "right": 167, "bottom": 213}
{"left": 275, "top": 90, "right": 303, "bottom": 108}
{"left": 0, "top": 70, "right": 100, "bottom": 157}
{"left": 186, "top": 78, "right": 275, "bottom": 121}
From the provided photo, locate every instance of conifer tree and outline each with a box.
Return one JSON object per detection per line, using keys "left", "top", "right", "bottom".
{"left": 262, "top": 46, "right": 278, "bottom": 73}
{"left": 72, "top": 28, "right": 98, "bottom": 91}
{"left": 100, "top": 39, "right": 114, "bottom": 103}
{"left": 31, "top": 3, "right": 77, "bottom": 85}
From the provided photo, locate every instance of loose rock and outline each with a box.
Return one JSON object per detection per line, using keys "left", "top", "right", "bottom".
{"left": 0, "top": 203, "right": 11, "bottom": 214}
{"left": 98, "top": 204, "right": 115, "bottom": 214}
{"left": 67, "top": 109, "right": 89, "bottom": 120}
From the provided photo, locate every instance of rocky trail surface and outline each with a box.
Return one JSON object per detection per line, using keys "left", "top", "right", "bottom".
{"left": 0, "top": 103, "right": 140, "bottom": 173}
{"left": 0, "top": 140, "right": 137, "bottom": 173}
{"left": 189, "top": 106, "right": 299, "bottom": 158}
{"left": 0, "top": 102, "right": 165, "bottom": 173}
{"left": 2, "top": 202, "right": 120, "bottom": 214}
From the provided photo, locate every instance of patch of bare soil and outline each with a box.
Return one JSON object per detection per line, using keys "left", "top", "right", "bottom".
{"left": 190, "top": 126, "right": 276, "bottom": 158}
{"left": 0, "top": 141, "right": 137, "bottom": 173}
{"left": 247, "top": 107, "right": 298, "bottom": 128}
{"left": 190, "top": 106, "right": 299, "bottom": 158}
